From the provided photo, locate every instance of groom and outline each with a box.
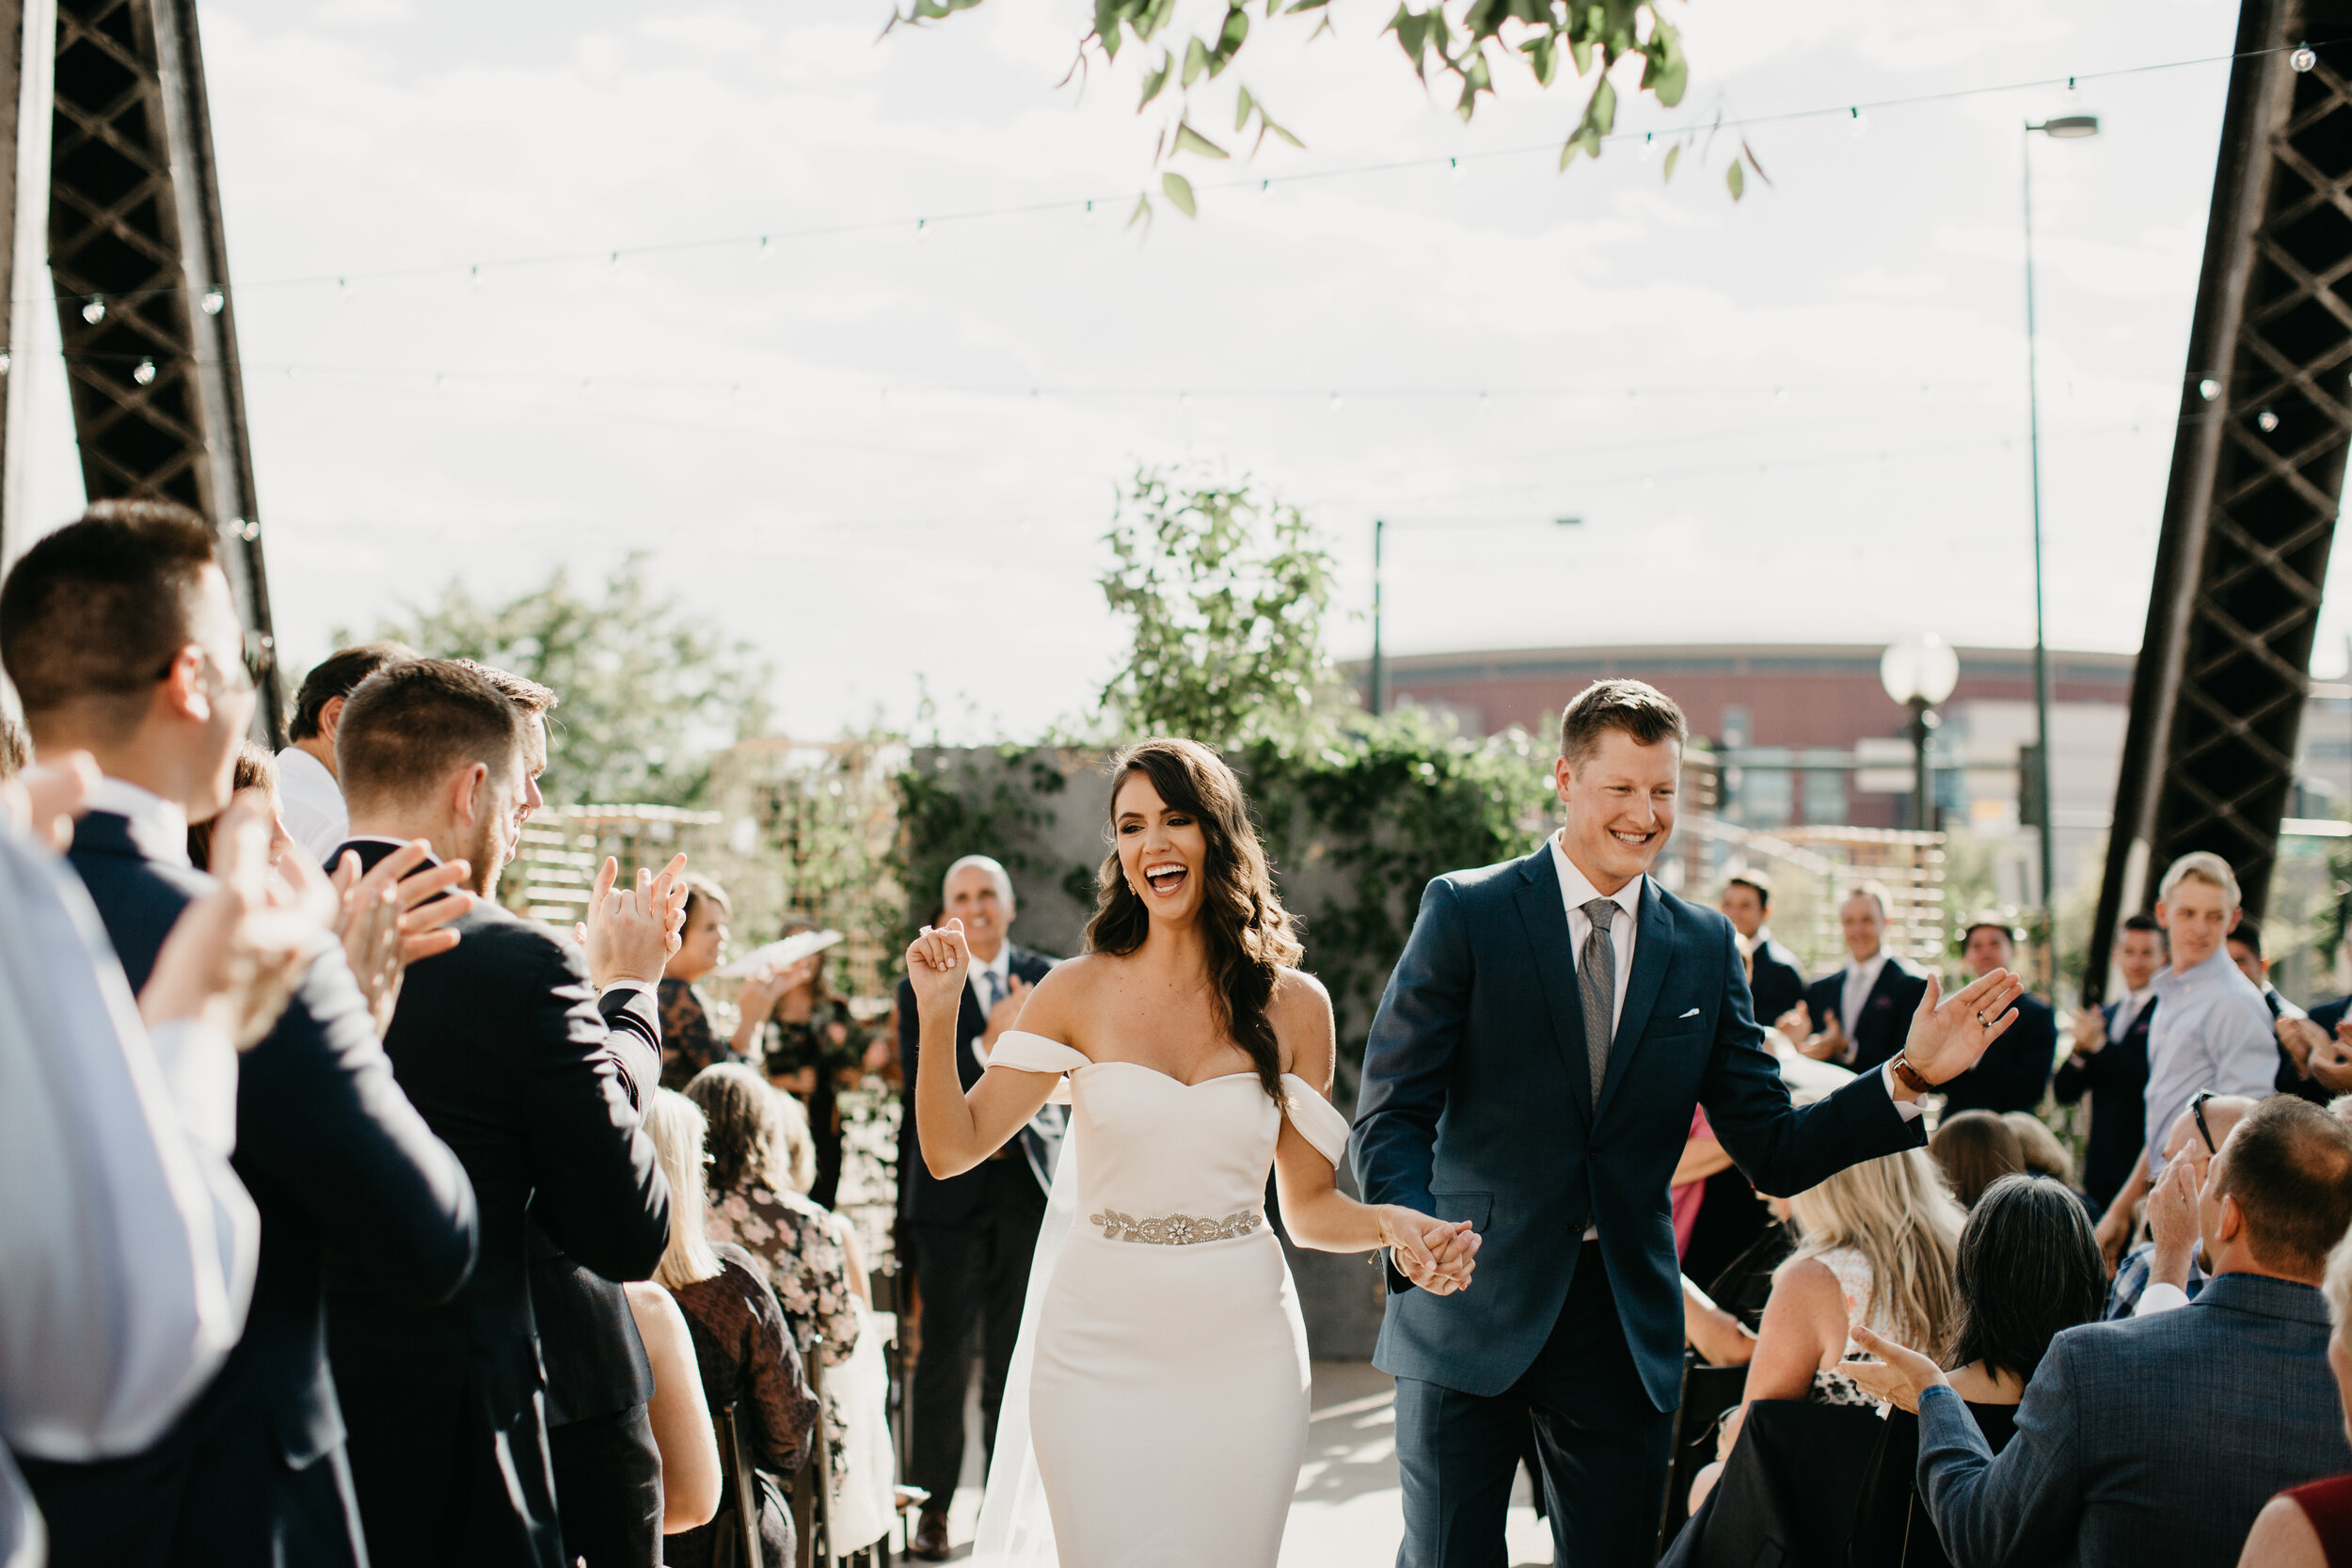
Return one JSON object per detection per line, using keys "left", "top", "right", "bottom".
{"left": 1353, "top": 679, "right": 2024, "bottom": 1567}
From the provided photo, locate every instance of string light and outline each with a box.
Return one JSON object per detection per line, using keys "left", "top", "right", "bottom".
{"left": 133, "top": 357, "right": 155, "bottom": 385}
{"left": 200, "top": 288, "right": 224, "bottom": 315}
{"left": 2294, "top": 43, "right": 2318, "bottom": 72}
{"left": 2259, "top": 408, "right": 2280, "bottom": 431}
{"left": 2199, "top": 377, "right": 2221, "bottom": 400}
{"left": 9, "top": 44, "right": 2278, "bottom": 317}
{"left": 80, "top": 296, "right": 103, "bottom": 324}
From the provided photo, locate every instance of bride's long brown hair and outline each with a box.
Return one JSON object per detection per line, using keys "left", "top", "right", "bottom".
{"left": 1085, "top": 738, "right": 1302, "bottom": 1101}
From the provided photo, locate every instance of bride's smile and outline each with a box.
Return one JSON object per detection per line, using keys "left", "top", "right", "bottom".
{"left": 1115, "top": 774, "right": 1207, "bottom": 919}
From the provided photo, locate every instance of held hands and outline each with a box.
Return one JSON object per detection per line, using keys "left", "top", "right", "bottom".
{"left": 580, "top": 853, "right": 691, "bottom": 989}
{"left": 1888, "top": 969, "right": 2026, "bottom": 1098}
{"left": 906, "top": 919, "right": 972, "bottom": 1013}
{"left": 1847, "top": 1325, "right": 1947, "bottom": 1415}
{"left": 1378, "top": 1209, "right": 1480, "bottom": 1296}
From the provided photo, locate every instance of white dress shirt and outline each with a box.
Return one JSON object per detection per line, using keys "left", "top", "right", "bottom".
{"left": 1838, "top": 951, "right": 1889, "bottom": 1048}
{"left": 1549, "top": 832, "right": 1641, "bottom": 1036}
{"left": 0, "top": 825, "right": 260, "bottom": 1562}
{"left": 275, "top": 746, "right": 347, "bottom": 868}
{"left": 2108, "top": 985, "right": 2155, "bottom": 1045}
{"left": 968, "top": 942, "right": 1014, "bottom": 1067}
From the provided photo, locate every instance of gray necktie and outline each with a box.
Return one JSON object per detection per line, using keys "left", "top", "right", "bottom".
{"left": 1578, "top": 898, "right": 1619, "bottom": 1106}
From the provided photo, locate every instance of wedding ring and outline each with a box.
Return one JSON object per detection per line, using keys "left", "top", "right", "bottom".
{"left": 1976, "top": 1010, "right": 1989, "bottom": 1027}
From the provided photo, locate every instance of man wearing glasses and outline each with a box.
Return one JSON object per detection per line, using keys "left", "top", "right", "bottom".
{"left": 2105, "top": 1091, "right": 2255, "bottom": 1319}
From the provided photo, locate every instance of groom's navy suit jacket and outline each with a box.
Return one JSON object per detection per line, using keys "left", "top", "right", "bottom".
{"left": 1352, "top": 847, "right": 1926, "bottom": 1412}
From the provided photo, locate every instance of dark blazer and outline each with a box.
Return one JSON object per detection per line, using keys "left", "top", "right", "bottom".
{"left": 1917, "top": 1273, "right": 2351, "bottom": 1568}
{"left": 1351, "top": 847, "right": 1925, "bottom": 1410}
{"left": 1802, "top": 956, "right": 1932, "bottom": 1075}
{"left": 323, "top": 839, "right": 669, "bottom": 1568}
{"left": 1745, "top": 934, "right": 1805, "bottom": 1028}
{"left": 1936, "top": 993, "right": 2058, "bottom": 1116}
{"left": 897, "top": 944, "right": 1057, "bottom": 1227}
{"left": 19, "top": 810, "right": 477, "bottom": 1568}
{"left": 2053, "top": 994, "right": 2155, "bottom": 1211}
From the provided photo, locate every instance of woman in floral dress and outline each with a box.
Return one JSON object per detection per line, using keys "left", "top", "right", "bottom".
{"left": 685, "top": 1064, "right": 861, "bottom": 1480}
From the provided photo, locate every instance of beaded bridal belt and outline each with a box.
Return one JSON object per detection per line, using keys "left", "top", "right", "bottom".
{"left": 1089, "top": 1209, "right": 1263, "bottom": 1245}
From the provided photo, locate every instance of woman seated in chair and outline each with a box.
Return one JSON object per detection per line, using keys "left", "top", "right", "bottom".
{"left": 1845, "top": 1174, "right": 2106, "bottom": 1566}
{"left": 1686, "top": 1147, "right": 1963, "bottom": 1513}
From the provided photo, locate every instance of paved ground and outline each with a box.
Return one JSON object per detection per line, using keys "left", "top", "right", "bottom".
{"left": 920, "top": 1361, "right": 1554, "bottom": 1565}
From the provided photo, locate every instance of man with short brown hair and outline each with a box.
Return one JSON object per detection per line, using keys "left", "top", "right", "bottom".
{"left": 277, "top": 641, "right": 415, "bottom": 863}
{"left": 1357, "top": 676, "right": 2028, "bottom": 1567}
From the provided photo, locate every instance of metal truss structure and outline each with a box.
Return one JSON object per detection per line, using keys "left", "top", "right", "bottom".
{"left": 2089, "top": 2, "right": 2352, "bottom": 998}
{"left": 0, "top": 0, "right": 279, "bottom": 738}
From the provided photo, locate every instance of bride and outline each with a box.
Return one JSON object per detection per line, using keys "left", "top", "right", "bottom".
{"left": 907, "top": 737, "right": 1479, "bottom": 1566}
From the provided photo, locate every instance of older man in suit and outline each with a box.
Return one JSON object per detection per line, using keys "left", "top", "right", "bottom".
{"left": 1353, "top": 678, "right": 2026, "bottom": 1568}
{"left": 0, "top": 504, "right": 479, "bottom": 1568}
{"left": 322, "top": 658, "right": 677, "bottom": 1568}
{"left": 1858, "top": 1093, "right": 2352, "bottom": 1568}
{"left": 896, "top": 854, "right": 1057, "bottom": 1560}
{"left": 1784, "top": 883, "right": 1932, "bottom": 1073}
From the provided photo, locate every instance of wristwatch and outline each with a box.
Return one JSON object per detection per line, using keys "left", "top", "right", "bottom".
{"left": 1890, "top": 1053, "right": 1935, "bottom": 1094}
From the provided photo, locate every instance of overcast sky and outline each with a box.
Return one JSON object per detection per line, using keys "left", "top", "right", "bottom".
{"left": 8, "top": 0, "right": 2293, "bottom": 741}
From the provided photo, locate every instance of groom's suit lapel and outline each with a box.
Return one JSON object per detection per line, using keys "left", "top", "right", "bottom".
{"left": 1512, "top": 847, "right": 1594, "bottom": 1130}
{"left": 1595, "top": 879, "right": 1675, "bottom": 1121}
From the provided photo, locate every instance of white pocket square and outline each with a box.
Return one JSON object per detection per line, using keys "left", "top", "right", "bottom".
{"left": 1678, "top": 1007, "right": 1701, "bottom": 1020}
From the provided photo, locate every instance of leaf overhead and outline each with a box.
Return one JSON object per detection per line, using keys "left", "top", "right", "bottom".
{"left": 1162, "top": 170, "right": 1199, "bottom": 216}
{"left": 1174, "top": 121, "right": 1231, "bottom": 160}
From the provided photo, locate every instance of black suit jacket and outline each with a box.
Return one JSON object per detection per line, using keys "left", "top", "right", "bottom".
{"left": 323, "top": 839, "right": 669, "bottom": 1568}
{"left": 20, "top": 811, "right": 478, "bottom": 1568}
{"left": 897, "top": 944, "right": 1057, "bottom": 1227}
{"left": 1746, "top": 935, "right": 1805, "bottom": 1028}
{"left": 1937, "top": 993, "right": 2058, "bottom": 1116}
{"left": 1802, "top": 957, "right": 1932, "bottom": 1075}
{"left": 2054, "top": 994, "right": 2156, "bottom": 1212}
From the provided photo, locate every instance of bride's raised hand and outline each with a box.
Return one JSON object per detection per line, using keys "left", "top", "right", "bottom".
{"left": 906, "top": 919, "right": 971, "bottom": 1013}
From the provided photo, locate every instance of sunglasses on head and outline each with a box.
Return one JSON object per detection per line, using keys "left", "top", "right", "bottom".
{"left": 2189, "top": 1087, "right": 2220, "bottom": 1155}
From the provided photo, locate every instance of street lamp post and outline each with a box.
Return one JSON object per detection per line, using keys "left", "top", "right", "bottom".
{"left": 1882, "top": 635, "right": 1962, "bottom": 832}
{"left": 1370, "top": 516, "right": 1386, "bottom": 717}
{"left": 2023, "top": 112, "right": 2099, "bottom": 914}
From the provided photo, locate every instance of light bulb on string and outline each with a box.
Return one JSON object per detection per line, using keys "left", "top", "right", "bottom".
{"left": 1084, "top": 198, "right": 1096, "bottom": 226}
{"left": 916, "top": 217, "right": 930, "bottom": 240}
{"left": 2063, "top": 75, "right": 2080, "bottom": 102}
{"left": 1259, "top": 179, "right": 1272, "bottom": 198}
{"left": 133, "top": 357, "right": 155, "bottom": 386}
{"left": 1449, "top": 156, "right": 1467, "bottom": 185}
{"left": 1475, "top": 390, "right": 1490, "bottom": 417}
{"left": 756, "top": 236, "right": 773, "bottom": 262}
{"left": 2294, "top": 43, "right": 2318, "bottom": 72}
{"left": 2259, "top": 408, "right": 2280, "bottom": 432}
{"left": 1774, "top": 386, "right": 1789, "bottom": 404}
{"left": 337, "top": 277, "right": 353, "bottom": 303}
{"left": 1328, "top": 392, "right": 1344, "bottom": 414}
{"left": 2199, "top": 377, "right": 2221, "bottom": 401}
{"left": 1639, "top": 132, "right": 1655, "bottom": 163}
{"left": 0, "top": 351, "right": 13, "bottom": 375}
{"left": 1849, "top": 107, "right": 1867, "bottom": 137}
{"left": 1179, "top": 390, "right": 1193, "bottom": 408}
{"left": 468, "top": 265, "right": 482, "bottom": 291}
{"left": 200, "top": 288, "right": 224, "bottom": 315}
{"left": 81, "top": 296, "right": 103, "bottom": 324}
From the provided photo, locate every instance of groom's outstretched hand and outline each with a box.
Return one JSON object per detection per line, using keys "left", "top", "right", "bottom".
{"left": 1891, "top": 968, "right": 2027, "bottom": 1100}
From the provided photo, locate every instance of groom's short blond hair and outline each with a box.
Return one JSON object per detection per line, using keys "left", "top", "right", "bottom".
{"left": 1559, "top": 679, "right": 1688, "bottom": 768}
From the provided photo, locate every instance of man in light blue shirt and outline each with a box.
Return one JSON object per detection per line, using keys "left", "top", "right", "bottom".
{"left": 2141, "top": 851, "right": 2276, "bottom": 1177}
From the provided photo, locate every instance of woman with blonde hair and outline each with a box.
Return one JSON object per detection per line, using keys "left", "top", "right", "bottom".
{"left": 1686, "top": 1147, "right": 1964, "bottom": 1511}
{"left": 642, "top": 1088, "right": 817, "bottom": 1568}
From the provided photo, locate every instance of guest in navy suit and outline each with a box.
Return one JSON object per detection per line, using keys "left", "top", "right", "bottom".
{"left": 1353, "top": 679, "right": 2028, "bottom": 1568}
{"left": 1717, "top": 871, "right": 1804, "bottom": 1029}
{"left": 320, "top": 658, "right": 678, "bottom": 1568}
{"left": 1937, "top": 915, "right": 2058, "bottom": 1115}
{"left": 0, "top": 503, "right": 479, "bottom": 1568}
{"left": 1857, "top": 1095, "right": 2352, "bottom": 1568}
{"left": 2054, "top": 914, "right": 2164, "bottom": 1211}
{"left": 1786, "top": 884, "right": 1933, "bottom": 1074}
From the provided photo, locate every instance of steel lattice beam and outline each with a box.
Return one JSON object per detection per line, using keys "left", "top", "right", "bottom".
{"left": 2090, "top": 1, "right": 2352, "bottom": 1000}
{"left": 45, "top": 0, "right": 278, "bottom": 740}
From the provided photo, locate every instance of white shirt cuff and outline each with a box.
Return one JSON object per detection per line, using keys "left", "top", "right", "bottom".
{"left": 1880, "top": 1060, "right": 1927, "bottom": 1122}
{"left": 598, "top": 980, "right": 656, "bottom": 1001}
{"left": 146, "top": 1019, "right": 241, "bottom": 1160}
{"left": 2134, "top": 1280, "right": 2192, "bottom": 1317}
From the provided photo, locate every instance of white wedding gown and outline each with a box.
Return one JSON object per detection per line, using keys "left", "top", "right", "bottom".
{"left": 973, "top": 1029, "right": 1353, "bottom": 1568}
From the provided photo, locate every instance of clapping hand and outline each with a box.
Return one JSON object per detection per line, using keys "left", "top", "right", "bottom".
{"left": 580, "top": 853, "right": 690, "bottom": 989}
{"left": 1378, "top": 1209, "right": 1480, "bottom": 1296}
{"left": 2072, "top": 1006, "right": 2110, "bottom": 1059}
{"left": 1889, "top": 969, "right": 2026, "bottom": 1095}
{"left": 2145, "top": 1153, "right": 2203, "bottom": 1289}
{"left": 139, "top": 792, "right": 318, "bottom": 1048}
{"left": 0, "top": 751, "right": 98, "bottom": 849}
{"left": 986, "top": 974, "right": 1033, "bottom": 1042}
{"left": 1848, "top": 1325, "right": 1947, "bottom": 1415}
{"left": 739, "top": 952, "right": 820, "bottom": 1020}
{"left": 907, "top": 920, "right": 972, "bottom": 1013}
{"left": 323, "top": 840, "right": 472, "bottom": 1035}
{"left": 1772, "top": 1003, "right": 1812, "bottom": 1052}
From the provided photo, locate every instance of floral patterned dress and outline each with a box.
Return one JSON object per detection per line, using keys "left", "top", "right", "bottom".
{"left": 659, "top": 977, "right": 749, "bottom": 1092}
{"left": 1809, "top": 1244, "right": 1896, "bottom": 1409}
{"left": 705, "top": 1180, "right": 861, "bottom": 1475}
